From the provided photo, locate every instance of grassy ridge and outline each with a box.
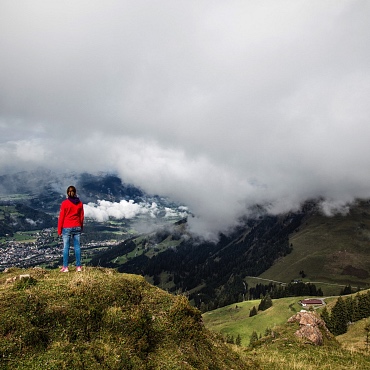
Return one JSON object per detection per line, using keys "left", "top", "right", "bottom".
{"left": 0, "top": 267, "right": 256, "bottom": 370}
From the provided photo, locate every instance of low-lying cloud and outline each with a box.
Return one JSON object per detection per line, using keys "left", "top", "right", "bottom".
{"left": 84, "top": 199, "right": 188, "bottom": 223}
{"left": 1, "top": 1, "right": 370, "bottom": 240}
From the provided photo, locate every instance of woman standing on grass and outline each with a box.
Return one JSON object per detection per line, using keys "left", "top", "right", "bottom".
{"left": 58, "top": 185, "right": 84, "bottom": 272}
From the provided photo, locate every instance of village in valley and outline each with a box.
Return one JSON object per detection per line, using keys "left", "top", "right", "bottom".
{"left": 0, "top": 229, "right": 58, "bottom": 269}
{"left": 0, "top": 228, "right": 120, "bottom": 270}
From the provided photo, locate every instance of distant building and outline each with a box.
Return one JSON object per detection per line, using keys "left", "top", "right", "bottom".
{"left": 299, "top": 299, "right": 324, "bottom": 307}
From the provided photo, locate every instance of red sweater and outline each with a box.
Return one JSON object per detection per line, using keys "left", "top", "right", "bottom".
{"left": 58, "top": 198, "right": 84, "bottom": 235}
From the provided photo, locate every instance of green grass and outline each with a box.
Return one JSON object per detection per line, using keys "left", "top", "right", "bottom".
{"left": 203, "top": 295, "right": 370, "bottom": 369}
{"left": 203, "top": 296, "right": 304, "bottom": 347}
{"left": 247, "top": 318, "right": 370, "bottom": 370}
{"left": 0, "top": 267, "right": 256, "bottom": 370}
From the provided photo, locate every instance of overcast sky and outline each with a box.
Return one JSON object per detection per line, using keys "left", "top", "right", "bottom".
{"left": 1, "top": 1, "right": 370, "bottom": 239}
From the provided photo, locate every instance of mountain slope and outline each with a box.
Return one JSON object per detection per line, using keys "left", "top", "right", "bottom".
{"left": 260, "top": 200, "right": 370, "bottom": 292}
{"left": 0, "top": 267, "right": 256, "bottom": 370}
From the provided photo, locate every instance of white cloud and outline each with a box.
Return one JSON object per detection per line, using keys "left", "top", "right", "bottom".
{"left": 1, "top": 1, "right": 370, "bottom": 238}
{"left": 319, "top": 199, "right": 351, "bottom": 217}
{"left": 84, "top": 199, "right": 188, "bottom": 223}
{"left": 25, "top": 218, "right": 37, "bottom": 226}
{"left": 84, "top": 200, "right": 152, "bottom": 222}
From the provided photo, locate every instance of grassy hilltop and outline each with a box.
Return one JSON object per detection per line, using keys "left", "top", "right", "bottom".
{"left": 0, "top": 267, "right": 256, "bottom": 370}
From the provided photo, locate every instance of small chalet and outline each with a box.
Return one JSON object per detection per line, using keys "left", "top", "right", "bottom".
{"left": 299, "top": 299, "right": 324, "bottom": 307}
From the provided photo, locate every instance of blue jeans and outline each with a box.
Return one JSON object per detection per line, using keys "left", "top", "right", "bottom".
{"left": 62, "top": 227, "right": 82, "bottom": 267}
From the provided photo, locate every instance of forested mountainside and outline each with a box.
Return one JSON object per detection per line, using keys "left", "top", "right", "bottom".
{"left": 89, "top": 211, "right": 306, "bottom": 311}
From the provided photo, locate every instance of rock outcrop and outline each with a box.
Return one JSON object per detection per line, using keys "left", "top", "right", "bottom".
{"left": 287, "top": 311, "right": 330, "bottom": 345}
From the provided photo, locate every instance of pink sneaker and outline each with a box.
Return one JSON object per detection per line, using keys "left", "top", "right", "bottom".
{"left": 76, "top": 266, "right": 82, "bottom": 272}
{"left": 60, "top": 267, "right": 69, "bottom": 273}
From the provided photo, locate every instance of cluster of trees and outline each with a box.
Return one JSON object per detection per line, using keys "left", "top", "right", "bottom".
{"left": 224, "top": 333, "right": 242, "bottom": 346}
{"left": 340, "top": 285, "right": 355, "bottom": 296}
{"left": 259, "top": 294, "right": 273, "bottom": 310}
{"left": 249, "top": 327, "right": 274, "bottom": 347}
{"left": 248, "top": 281, "right": 323, "bottom": 300}
{"left": 249, "top": 331, "right": 259, "bottom": 347}
{"left": 321, "top": 291, "right": 370, "bottom": 335}
{"left": 250, "top": 294, "right": 273, "bottom": 317}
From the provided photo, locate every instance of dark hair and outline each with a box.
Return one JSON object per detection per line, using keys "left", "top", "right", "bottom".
{"left": 67, "top": 186, "right": 77, "bottom": 196}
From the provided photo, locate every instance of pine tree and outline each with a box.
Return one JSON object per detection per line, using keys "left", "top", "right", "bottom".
{"left": 265, "top": 293, "right": 273, "bottom": 309}
{"left": 258, "top": 297, "right": 264, "bottom": 311}
{"left": 330, "top": 297, "right": 348, "bottom": 335}
{"left": 362, "top": 291, "right": 370, "bottom": 318}
{"left": 345, "top": 296, "right": 356, "bottom": 323}
{"left": 352, "top": 293, "right": 362, "bottom": 322}
{"left": 249, "top": 306, "right": 258, "bottom": 317}
{"left": 320, "top": 306, "right": 331, "bottom": 329}
{"left": 340, "top": 285, "right": 352, "bottom": 296}
{"left": 249, "top": 331, "right": 259, "bottom": 347}
{"left": 357, "top": 294, "right": 370, "bottom": 319}
{"left": 352, "top": 298, "right": 361, "bottom": 322}
{"left": 264, "top": 327, "right": 272, "bottom": 336}
{"left": 258, "top": 293, "right": 273, "bottom": 311}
